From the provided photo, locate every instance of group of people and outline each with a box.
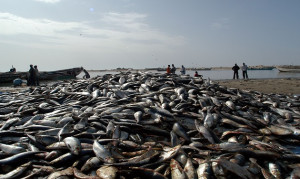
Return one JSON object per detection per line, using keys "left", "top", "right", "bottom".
{"left": 165, "top": 63, "right": 248, "bottom": 79}
{"left": 232, "top": 63, "right": 249, "bottom": 80}
{"left": 166, "top": 64, "right": 177, "bottom": 74}
{"left": 27, "top": 64, "right": 39, "bottom": 86}
{"left": 166, "top": 64, "right": 202, "bottom": 77}
{"left": 25, "top": 63, "right": 247, "bottom": 86}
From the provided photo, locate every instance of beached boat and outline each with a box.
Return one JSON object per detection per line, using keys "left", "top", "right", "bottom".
{"left": 276, "top": 66, "right": 300, "bottom": 72}
{"left": 0, "top": 67, "right": 83, "bottom": 83}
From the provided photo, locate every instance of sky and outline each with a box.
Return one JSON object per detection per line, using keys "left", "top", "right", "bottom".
{"left": 1, "top": 0, "right": 300, "bottom": 72}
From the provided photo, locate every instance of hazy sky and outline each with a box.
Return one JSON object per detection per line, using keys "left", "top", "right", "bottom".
{"left": 1, "top": 0, "right": 299, "bottom": 71}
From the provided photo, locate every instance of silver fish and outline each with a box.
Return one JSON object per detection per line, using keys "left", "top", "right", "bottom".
{"left": 0, "top": 143, "right": 26, "bottom": 155}
{"left": 0, "top": 162, "right": 31, "bottom": 179}
{"left": 93, "top": 140, "right": 114, "bottom": 163}
{"left": 63, "top": 136, "right": 82, "bottom": 155}
{"left": 170, "top": 159, "right": 187, "bottom": 179}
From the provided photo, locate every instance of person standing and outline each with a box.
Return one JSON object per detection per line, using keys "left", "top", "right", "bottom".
{"left": 180, "top": 65, "right": 186, "bottom": 75}
{"left": 242, "top": 63, "right": 248, "bottom": 79}
{"left": 34, "top": 65, "right": 40, "bottom": 86}
{"left": 171, "top": 64, "right": 176, "bottom": 74}
{"left": 27, "top": 64, "right": 36, "bottom": 86}
{"left": 83, "top": 69, "right": 90, "bottom": 79}
{"left": 10, "top": 66, "right": 16, "bottom": 72}
{"left": 166, "top": 65, "right": 171, "bottom": 74}
{"left": 232, "top": 63, "right": 240, "bottom": 79}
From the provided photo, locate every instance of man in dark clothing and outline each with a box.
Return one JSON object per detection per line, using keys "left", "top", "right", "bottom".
{"left": 83, "top": 69, "right": 90, "bottom": 79}
{"left": 34, "top": 65, "right": 40, "bottom": 86}
{"left": 171, "top": 64, "right": 176, "bottom": 74}
{"left": 27, "top": 64, "right": 36, "bottom": 86}
{"left": 232, "top": 63, "right": 240, "bottom": 79}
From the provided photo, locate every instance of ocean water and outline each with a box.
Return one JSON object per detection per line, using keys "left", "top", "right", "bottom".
{"left": 78, "top": 68, "right": 300, "bottom": 80}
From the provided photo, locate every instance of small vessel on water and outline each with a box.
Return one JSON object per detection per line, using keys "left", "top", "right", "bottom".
{"left": 276, "top": 65, "right": 300, "bottom": 72}
{"left": 248, "top": 65, "right": 275, "bottom": 70}
{"left": 189, "top": 67, "right": 212, "bottom": 71}
{"left": 0, "top": 67, "right": 83, "bottom": 83}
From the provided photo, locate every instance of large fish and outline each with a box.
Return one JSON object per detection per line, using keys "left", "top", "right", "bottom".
{"left": 63, "top": 136, "right": 82, "bottom": 155}
{"left": 93, "top": 140, "right": 114, "bottom": 163}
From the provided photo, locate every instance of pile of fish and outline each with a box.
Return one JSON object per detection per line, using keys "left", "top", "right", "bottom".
{"left": 0, "top": 71, "right": 300, "bottom": 179}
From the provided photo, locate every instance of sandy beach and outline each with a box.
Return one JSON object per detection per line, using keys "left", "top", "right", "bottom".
{"left": 216, "top": 78, "right": 300, "bottom": 95}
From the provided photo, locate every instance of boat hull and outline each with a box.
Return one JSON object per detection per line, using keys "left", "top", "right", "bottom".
{"left": 277, "top": 67, "right": 300, "bottom": 73}
{"left": 0, "top": 67, "right": 83, "bottom": 83}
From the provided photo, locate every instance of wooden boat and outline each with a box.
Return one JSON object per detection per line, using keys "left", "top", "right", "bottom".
{"left": 0, "top": 67, "right": 83, "bottom": 83}
{"left": 276, "top": 66, "right": 300, "bottom": 72}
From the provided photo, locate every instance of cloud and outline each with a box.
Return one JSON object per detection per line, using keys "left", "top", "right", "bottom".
{"left": 211, "top": 18, "right": 230, "bottom": 30}
{"left": 0, "top": 12, "right": 83, "bottom": 36}
{"left": 0, "top": 12, "right": 186, "bottom": 52}
{"left": 101, "top": 12, "right": 149, "bottom": 32}
{"left": 99, "top": 12, "right": 185, "bottom": 45}
{"left": 34, "top": 0, "right": 61, "bottom": 3}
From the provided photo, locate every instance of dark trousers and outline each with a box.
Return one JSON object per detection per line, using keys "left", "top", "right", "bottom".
{"left": 36, "top": 77, "right": 40, "bottom": 86}
{"left": 242, "top": 71, "right": 248, "bottom": 79}
{"left": 27, "top": 77, "right": 35, "bottom": 86}
{"left": 233, "top": 71, "right": 239, "bottom": 79}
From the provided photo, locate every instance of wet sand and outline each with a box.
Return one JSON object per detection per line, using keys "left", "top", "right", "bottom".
{"left": 0, "top": 85, "right": 29, "bottom": 93}
{"left": 216, "top": 78, "right": 300, "bottom": 95}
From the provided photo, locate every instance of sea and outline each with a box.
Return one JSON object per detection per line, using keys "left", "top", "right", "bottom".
{"left": 78, "top": 68, "right": 300, "bottom": 80}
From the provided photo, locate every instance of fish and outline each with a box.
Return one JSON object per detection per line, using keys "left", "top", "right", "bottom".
{"left": 134, "top": 111, "right": 143, "bottom": 123}
{"left": 195, "top": 120, "right": 216, "bottom": 144}
{"left": 0, "top": 162, "right": 31, "bottom": 179}
{"left": 0, "top": 71, "right": 299, "bottom": 178}
{"left": 93, "top": 140, "right": 114, "bottom": 163}
{"left": 170, "top": 159, "right": 187, "bottom": 179}
{"left": 183, "top": 158, "right": 196, "bottom": 179}
{"left": 269, "top": 162, "right": 281, "bottom": 179}
{"left": 63, "top": 136, "right": 82, "bottom": 155}
{"left": 0, "top": 151, "right": 42, "bottom": 165}
{"left": 196, "top": 160, "right": 212, "bottom": 179}
{"left": 47, "top": 167, "right": 74, "bottom": 179}
{"left": 73, "top": 167, "right": 100, "bottom": 179}
{"left": 0, "top": 143, "right": 26, "bottom": 155}
{"left": 172, "top": 122, "right": 190, "bottom": 141}
{"left": 81, "top": 156, "right": 102, "bottom": 172}
{"left": 216, "top": 159, "right": 254, "bottom": 179}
